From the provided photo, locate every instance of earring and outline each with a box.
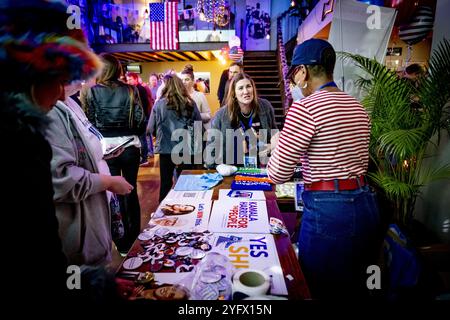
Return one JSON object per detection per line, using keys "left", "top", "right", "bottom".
{"left": 302, "top": 82, "right": 308, "bottom": 89}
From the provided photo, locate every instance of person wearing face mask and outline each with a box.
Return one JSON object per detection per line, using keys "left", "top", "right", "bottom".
{"left": 207, "top": 73, "right": 277, "bottom": 168}
{"left": 46, "top": 82, "right": 133, "bottom": 266}
{"left": 267, "top": 39, "right": 380, "bottom": 299}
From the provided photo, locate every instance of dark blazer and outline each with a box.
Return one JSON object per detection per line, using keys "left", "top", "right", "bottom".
{"left": 206, "top": 98, "right": 278, "bottom": 167}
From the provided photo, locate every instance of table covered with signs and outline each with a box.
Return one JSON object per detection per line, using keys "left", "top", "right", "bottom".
{"left": 115, "top": 170, "right": 310, "bottom": 300}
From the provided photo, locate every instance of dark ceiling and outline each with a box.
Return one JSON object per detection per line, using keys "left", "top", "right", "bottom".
{"left": 111, "top": 50, "right": 216, "bottom": 63}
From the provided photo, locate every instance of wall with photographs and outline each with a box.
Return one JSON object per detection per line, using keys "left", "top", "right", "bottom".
{"left": 138, "top": 60, "right": 234, "bottom": 114}
{"left": 245, "top": 0, "right": 271, "bottom": 50}
{"left": 385, "top": 33, "right": 432, "bottom": 73}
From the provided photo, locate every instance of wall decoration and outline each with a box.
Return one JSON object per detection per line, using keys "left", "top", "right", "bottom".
{"left": 386, "top": 47, "right": 402, "bottom": 56}
{"left": 245, "top": 0, "right": 271, "bottom": 50}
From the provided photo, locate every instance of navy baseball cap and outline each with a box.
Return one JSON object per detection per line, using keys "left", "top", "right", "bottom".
{"left": 287, "top": 39, "right": 335, "bottom": 81}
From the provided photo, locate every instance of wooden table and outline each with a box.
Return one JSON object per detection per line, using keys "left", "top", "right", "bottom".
{"left": 116, "top": 170, "right": 310, "bottom": 300}
{"left": 180, "top": 170, "right": 310, "bottom": 299}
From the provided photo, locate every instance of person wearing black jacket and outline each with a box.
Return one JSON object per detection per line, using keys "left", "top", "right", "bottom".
{"left": 126, "top": 72, "right": 154, "bottom": 165}
{"left": 217, "top": 62, "right": 243, "bottom": 106}
{"left": 84, "top": 53, "right": 146, "bottom": 253}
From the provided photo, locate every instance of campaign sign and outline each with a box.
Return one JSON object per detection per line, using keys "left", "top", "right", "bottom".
{"left": 208, "top": 199, "right": 270, "bottom": 234}
{"left": 211, "top": 233, "right": 288, "bottom": 296}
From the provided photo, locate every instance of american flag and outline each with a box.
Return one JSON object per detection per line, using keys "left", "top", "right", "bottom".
{"left": 149, "top": 2, "right": 179, "bottom": 50}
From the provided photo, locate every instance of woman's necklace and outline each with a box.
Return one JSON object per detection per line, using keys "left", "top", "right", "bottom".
{"left": 240, "top": 109, "right": 253, "bottom": 118}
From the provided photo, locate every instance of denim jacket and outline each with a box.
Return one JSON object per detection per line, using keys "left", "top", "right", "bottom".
{"left": 148, "top": 97, "right": 202, "bottom": 154}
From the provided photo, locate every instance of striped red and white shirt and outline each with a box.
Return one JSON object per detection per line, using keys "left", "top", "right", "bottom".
{"left": 267, "top": 90, "right": 370, "bottom": 185}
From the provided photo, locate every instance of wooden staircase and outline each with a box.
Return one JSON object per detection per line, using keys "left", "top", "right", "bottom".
{"left": 243, "top": 51, "right": 284, "bottom": 128}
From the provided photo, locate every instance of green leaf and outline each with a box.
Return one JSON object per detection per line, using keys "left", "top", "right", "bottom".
{"left": 342, "top": 40, "right": 450, "bottom": 224}
{"left": 377, "top": 128, "right": 428, "bottom": 159}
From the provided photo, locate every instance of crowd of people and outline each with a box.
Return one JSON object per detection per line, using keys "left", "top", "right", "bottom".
{"left": 1, "top": 0, "right": 392, "bottom": 304}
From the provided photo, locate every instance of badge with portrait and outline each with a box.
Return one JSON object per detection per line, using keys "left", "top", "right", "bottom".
{"left": 294, "top": 182, "right": 304, "bottom": 212}
{"left": 243, "top": 155, "right": 257, "bottom": 168}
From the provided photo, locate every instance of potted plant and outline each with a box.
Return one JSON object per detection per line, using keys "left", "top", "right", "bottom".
{"left": 341, "top": 39, "right": 450, "bottom": 233}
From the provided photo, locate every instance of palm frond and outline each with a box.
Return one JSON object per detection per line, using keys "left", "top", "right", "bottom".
{"left": 355, "top": 77, "right": 372, "bottom": 90}
{"left": 369, "top": 171, "right": 419, "bottom": 201}
{"left": 342, "top": 43, "right": 450, "bottom": 225}
{"left": 419, "top": 38, "right": 450, "bottom": 137}
{"left": 377, "top": 127, "right": 429, "bottom": 160}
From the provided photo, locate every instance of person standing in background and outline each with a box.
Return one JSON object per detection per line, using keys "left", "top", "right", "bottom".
{"left": 148, "top": 73, "right": 160, "bottom": 100}
{"left": 155, "top": 69, "right": 177, "bottom": 101}
{"left": 126, "top": 72, "right": 153, "bottom": 165}
{"left": 217, "top": 68, "right": 229, "bottom": 106}
{"left": 84, "top": 53, "right": 146, "bottom": 253}
{"left": 148, "top": 74, "right": 202, "bottom": 201}
{"left": 218, "top": 62, "right": 243, "bottom": 107}
{"left": 181, "top": 64, "right": 212, "bottom": 130}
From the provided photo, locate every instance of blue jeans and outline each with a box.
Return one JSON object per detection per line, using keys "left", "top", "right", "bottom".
{"left": 139, "top": 133, "right": 148, "bottom": 162}
{"left": 298, "top": 185, "right": 380, "bottom": 299}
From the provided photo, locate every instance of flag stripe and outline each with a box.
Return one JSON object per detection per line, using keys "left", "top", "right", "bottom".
{"left": 149, "top": 2, "right": 179, "bottom": 51}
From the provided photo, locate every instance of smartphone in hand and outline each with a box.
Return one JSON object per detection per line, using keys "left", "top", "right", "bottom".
{"left": 104, "top": 137, "right": 134, "bottom": 157}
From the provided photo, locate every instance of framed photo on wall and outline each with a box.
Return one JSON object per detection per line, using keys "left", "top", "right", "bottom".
{"left": 245, "top": 0, "right": 271, "bottom": 50}
{"left": 194, "top": 72, "right": 210, "bottom": 94}
{"left": 178, "top": 71, "right": 211, "bottom": 94}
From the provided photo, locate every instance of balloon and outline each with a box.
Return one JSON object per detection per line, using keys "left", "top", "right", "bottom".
{"left": 399, "top": 6, "right": 434, "bottom": 46}
{"left": 228, "top": 46, "right": 243, "bottom": 62}
{"left": 228, "top": 35, "right": 241, "bottom": 48}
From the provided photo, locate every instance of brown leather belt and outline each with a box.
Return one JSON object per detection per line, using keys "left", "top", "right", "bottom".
{"left": 304, "top": 176, "right": 366, "bottom": 191}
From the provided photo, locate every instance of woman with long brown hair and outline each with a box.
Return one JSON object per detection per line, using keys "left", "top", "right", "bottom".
{"left": 206, "top": 72, "right": 277, "bottom": 168}
{"left": 148, "top": 74, "right": 202, "bottom": 201}
{"left": 180, "top": 64, "right": 211, "bottom": 129}
{"left": 83, "top": 53, "right": 146, "bottom": 253}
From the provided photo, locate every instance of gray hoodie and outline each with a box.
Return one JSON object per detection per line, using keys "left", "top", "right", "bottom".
{"left": 46, "top": 102, "right": 112, "bottom": 267}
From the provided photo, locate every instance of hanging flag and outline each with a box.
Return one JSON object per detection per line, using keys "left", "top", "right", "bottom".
{"left": 149, "top": 1, "right": 179, "bottom": 50}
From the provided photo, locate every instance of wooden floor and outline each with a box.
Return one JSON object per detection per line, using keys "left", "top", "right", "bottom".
{"left": 109, "top": 155, "right": 161, "bottom": 271}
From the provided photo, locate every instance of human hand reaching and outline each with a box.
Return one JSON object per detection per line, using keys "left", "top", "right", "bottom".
{"left": 101, "top": 175, "right": 133, "bottom": 195}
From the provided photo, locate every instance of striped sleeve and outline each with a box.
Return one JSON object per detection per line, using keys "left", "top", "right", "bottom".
{"left": 267, "top": 102, "right": 315, "bottom": 184}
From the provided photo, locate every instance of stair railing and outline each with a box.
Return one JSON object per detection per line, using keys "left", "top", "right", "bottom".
{"left": 277, "top": 15, "right": 296, "bottom": 115}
